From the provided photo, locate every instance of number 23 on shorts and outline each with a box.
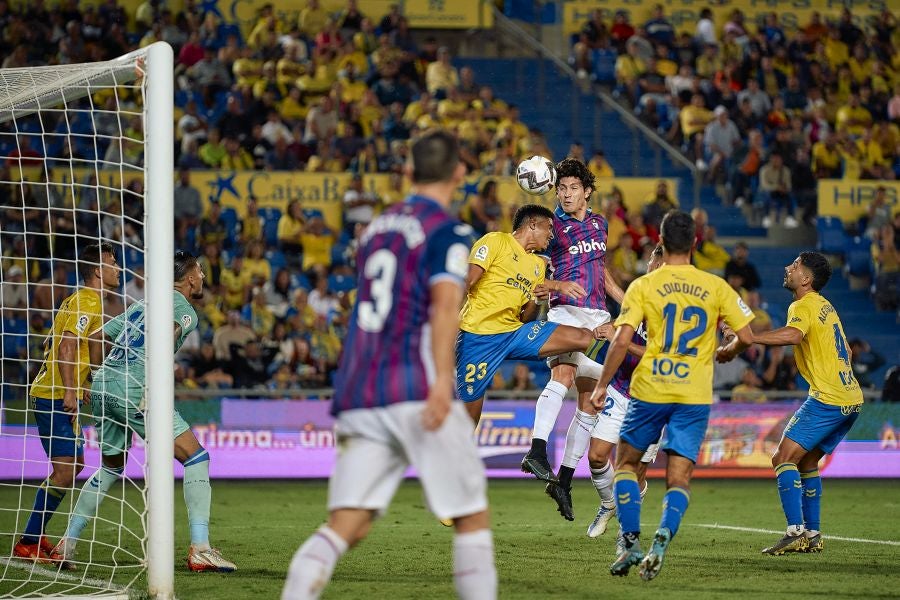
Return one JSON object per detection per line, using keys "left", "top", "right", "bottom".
{"left": 465, "top": 362, "right": 488, "bottom": 382}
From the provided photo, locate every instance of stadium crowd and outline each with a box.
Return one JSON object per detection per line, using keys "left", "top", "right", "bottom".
{"left": 0, "top": 0, "right": 894, "bottom": 398}
{"left": 575, "top": 5, "right": 899, "bottom": 227}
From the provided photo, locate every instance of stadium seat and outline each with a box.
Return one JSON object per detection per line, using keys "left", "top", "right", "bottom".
{"left": 844, "top": 236, "right": 873, "bottom": 278}
{"left": 328, "top": 274, "right": 356, "bottom": 294}
{"left": 220, "top": 207, "right": 239, "bottom": 245}
{"left": 259, "top": 207, "right": 282, "bottom": 248}
{"left": 816, "top": 217, "right": 848, "bottom": 256}
{"left": 591, "top": 48, "right": 617, "bottom": 84}
{"left": 266, "top": 249, "right": 286, "bottom": 272}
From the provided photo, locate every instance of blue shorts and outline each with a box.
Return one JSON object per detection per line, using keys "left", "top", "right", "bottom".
{"left": 783, "top": 397, "right": 861, "bottom": 455}
{"left": 457, "top": 321, "right": 559, "bottom": 402}
{"left": 620, "top": 398, "right": 710, "bottom": 463}
{"left": 32, "top": 397, "right": 84, "bottom": 458}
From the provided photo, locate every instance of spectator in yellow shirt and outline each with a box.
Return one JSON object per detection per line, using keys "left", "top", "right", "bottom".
{"left": 299, "top": 0, "right": 327, "bottom": 39}
{"left": 835, "top": 93, "right": 872, "bottom": 138}
{"left": 243, "top": 240, "right": 272, "bottom": 288}
{"left": 278, "top": 201, "right": 306, "bottom": 267}
{"left": 300, "top": 212, "right": 336, "bottom": 274}
{"left": 680, "top": 93, "right": 714, "bottom": 168}
{"left": 425, "top": 46, "right": 459, "bottom": 98}
{"left": 588, "top": 150, "right": 615, "bottom": 180}
{"left": 811, "top": 133, "right": 841, "bottom": 178}
{"left": 692, "top": 225, "right": 731, "bottom": 276}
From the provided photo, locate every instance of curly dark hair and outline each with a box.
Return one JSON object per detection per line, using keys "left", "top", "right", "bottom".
{"left": 798, "top": 251, "right": 832, "bottom": 292}
{"left": 554, "top": 157, "right": 595, "bottom": 196}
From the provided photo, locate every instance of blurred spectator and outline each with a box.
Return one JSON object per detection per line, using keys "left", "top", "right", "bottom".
{"left": 680, "top": 93, "right": 714, "bottom": 168}
{"left": 746, "top": 290, "right": 772, "bottom": 333}
{"left": 243, "top": 240, "right": 272, "bottom": 288}
{"left": 198, "top": 201, "right": 228, "bottom": 248}
{"left": 221, "top": 256, "right": 252, "bottom": 310}
{"left": 757, "top": 153, "right": 797, "bottom": 228}
{"left": 641, "top": 180, "right": 677, "bottom": 231}
{"left": 731, "top": 367, "right": 768, "bottom": 403}
{"left": 464, "top": 180, "right": 502, "bottom": 236}
{"left": 308, "top": 276, "right": 339, "bottom": 319}
{"left": 505, "top": 363, "right": 537, "bottom": 392}
{"left": 608, "top": 231, "right": 639, "bottom": 287}
{"left": 213, "top": 310, "right": 257, "bottom": 360}
{"left": 124, "top": 266, "right": 145, "bottom": 303}
{"left": 728, "top": 129, "right": 765, "bottom": 206}
{"left": 342, "top": 174, "right": 378, "bottom": 237}
{"left": 695, "top": 8, "right": 716, "bottom": 46}
{"left": 872, "top": 223, "right": 900, "bottom": 311}
{"left": 188, "top": 342, "right": 234, "bottom": 388}
{"left": 865, "top": 186, "right": 893, "bottom": 240}
{"left": 693, "top": 225, "right": 730, "bottom": 276}
{"left": 587, "top": 150, "right": 614, "bottom": 179}
{"left": 31, "top": 263, "right": 70, "bottom": 318}
{"left": 230, "top": 339, "right": 272, "bottom": 389}
{"left": 724, "top": 241, "right": 761, "bottom": 291}
{"left": 643, "top": 4, "right": 674, "bottom": 48}
{"left": 263, "top": 268, "right": 296, "bottom": 319}
{"left": 425, "top": 46, "right": 458, "bottom": 98}
{"left": 849, "top": 337, "right": 886, "bottom": 389}
{"left": 0, "top": 266, "right": 27, "bottom": 320}
{"left": 243, "top": 287, "right": 276, "bottom": 338}
{"left": 703, "top": 106, "right": 741, "bottom": 183}
{"left": 300, "top": 212, "right": 336, "bottom": 274}
{"left": 883, "top": 366, "right": 900, "bottom": 402}
{"left": 303, "top": 96, "right": 338, "bottom": 145}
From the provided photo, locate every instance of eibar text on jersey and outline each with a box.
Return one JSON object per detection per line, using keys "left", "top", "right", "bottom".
{"left": 568, "top": 239, "right": 607, "bottom": 255}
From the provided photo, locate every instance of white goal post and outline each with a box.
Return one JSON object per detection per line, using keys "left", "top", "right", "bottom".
{"left": 0, "top": 42, "right": 173, "bottom": 599}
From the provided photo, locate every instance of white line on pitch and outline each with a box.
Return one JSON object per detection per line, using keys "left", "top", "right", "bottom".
{"left": 692, "top": 523, "right": 900, "bottom": 547}
{"left": 0, "top": 556, "right": 129, "bottom": 593}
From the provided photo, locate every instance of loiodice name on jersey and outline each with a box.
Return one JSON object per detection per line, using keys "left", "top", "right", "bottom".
{"left": 568, "top": 239, "right": 606, "bottom": 255}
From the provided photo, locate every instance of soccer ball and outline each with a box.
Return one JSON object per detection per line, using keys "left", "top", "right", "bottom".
{"left": 516, "top": 156, "right": 556, "bottom": 195}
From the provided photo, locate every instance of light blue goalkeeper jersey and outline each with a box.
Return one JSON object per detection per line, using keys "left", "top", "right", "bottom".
{"left": 93, "top": 291, "right": 198, "bottom": 402}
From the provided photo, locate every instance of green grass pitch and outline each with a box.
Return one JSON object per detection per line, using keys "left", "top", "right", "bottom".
{"left": 2, "top": 478, "right": 899, "bottom": 598}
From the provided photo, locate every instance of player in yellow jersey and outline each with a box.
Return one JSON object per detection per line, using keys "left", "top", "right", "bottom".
{"left": 590, "top": 210, "right": 754, "bottom": 580}
{"left": 727, "top": 251, "right": 863, "bottom": 556}
{"left": 457, "top": 204, "right": 608, "bottom": 426}
{"left": 13, "top": 243, "right": 120, "bottom": 564}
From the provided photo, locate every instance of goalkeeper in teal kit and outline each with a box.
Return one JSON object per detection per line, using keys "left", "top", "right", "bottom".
{"left": 54, "top": 252, "right": 237, "bottom": 573}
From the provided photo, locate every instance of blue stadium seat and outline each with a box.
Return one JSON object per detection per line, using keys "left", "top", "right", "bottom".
{"left": 816, "top": 217, "right": 848, "bottom": 256}
{"left": 1, "top": 317, "right": 28, "bottom": 360}
{"left": 328, "top": 274, "right": 356, "bottom": 294}
{"left": 260, "top": 207, "right": 282, "bottom": 247}
{"left": 266, "top": 249, "right": 286, "bottom": 272}
{"left": 591, "top": 49, "right": 617, "bottom": 84}
{"left": 845, "top": 236, "right": 873, "bottom": 278}
{"left": 220, "top": 207, "right": 239, "bottom": 245}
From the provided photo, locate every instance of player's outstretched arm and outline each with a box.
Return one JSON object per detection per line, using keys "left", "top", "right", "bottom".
{"left": 588, "top": 324, "right": 634, "bottom": 410}
{"left": 750, "top": 326, "right": 803, "bottom": 347}
{"left": 715, "top": 324, "right": 754, "bottom": 363}
{"left": 422, "top": 280, "right": 464, "bottom": 431}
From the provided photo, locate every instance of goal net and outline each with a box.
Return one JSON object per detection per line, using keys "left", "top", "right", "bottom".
{"left": 0, "top": 43, "right": 174, "bottom": 598}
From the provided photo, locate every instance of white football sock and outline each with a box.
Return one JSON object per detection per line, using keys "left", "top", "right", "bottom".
{"left": 561, "top": 410, "right": 598, "bottom": 469}
{"left": 532, "top": 381, "right": 568, "bottom": 442}
{"left": 282, "top": 525, "right": 348, "bottom": 600}
{"left": 453, "top": 529, "right": 497, "bottom": 600}
{"left": 590, "top": 461, "right": 614, "bottom": 504}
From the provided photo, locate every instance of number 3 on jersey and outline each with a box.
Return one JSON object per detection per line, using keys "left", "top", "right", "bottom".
{"left": 358, "top": 249, "right": 397, "bottom": 333}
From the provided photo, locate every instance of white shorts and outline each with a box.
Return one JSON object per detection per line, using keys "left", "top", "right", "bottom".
{"left": 591, "top": 385, "right": 661, "bottom": 464}
{"left": 327, "top": 401, "right": 488, "bottom": 521}
{"left": 546, "top": 305, "right": 611, "bottom": 375}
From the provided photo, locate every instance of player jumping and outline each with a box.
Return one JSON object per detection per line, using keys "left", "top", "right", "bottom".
{"left": 54, "top": 252, "right": 236, "bottom": 573}
{"left": 457, "top": 203, "right": 607, "bottom": 426}
{"left": 519, "top": 157, "right": 625, "bottom": 522}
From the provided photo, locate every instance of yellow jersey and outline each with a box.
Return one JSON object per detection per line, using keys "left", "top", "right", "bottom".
{"left": 460, "top": 232, "right": 546, "bottom": 335}
{"left": 785, "top": 292, "right": 863, "bottom": 407}
{"left": 30, "top": 288, "right": 104, "bottom": 400}
{"left": 616, "top": 264, "right": 754, "bottom": 405}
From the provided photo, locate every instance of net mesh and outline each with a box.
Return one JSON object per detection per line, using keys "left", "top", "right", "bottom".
{"left": 0, "top": 48, "right": 153, "bottom": 598}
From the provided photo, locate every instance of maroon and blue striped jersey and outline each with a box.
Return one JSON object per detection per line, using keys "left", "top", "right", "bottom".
{"left": 543, "top": 205, "right": 610, "bottom": 311}
{"left": 610, "top": 321, "right": 648, "bottom": 397}
{"left": 332, "top": 195, "right": 473, "bottom": 415}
